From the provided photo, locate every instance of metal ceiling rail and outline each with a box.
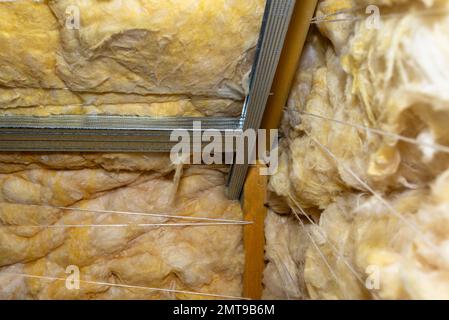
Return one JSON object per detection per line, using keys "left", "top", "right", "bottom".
{"left": 227, "top": 0, "right": 296, "bottom": 199}
{"left": 0, "top": 116, "right": 242, "bottom": 152}
{"left": 0, "top": 0, "right": 296, "bottom": 199}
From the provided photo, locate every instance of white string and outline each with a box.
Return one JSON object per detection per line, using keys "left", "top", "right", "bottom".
{"left": 310, "top": 7, "right": 365, "bottom": 23}
{"left": 289, "top": 197, "right": 381, "bottom": 300}
{"left": 290, "top": 208, "right": 347, "bottom": 299}
{"left": 0, "top": 221, "right": 251, "bottom": 229}
{"left": 2, "top": 203, "right": 245, "bottom": 224}
{"left": 305, "top": 132, "right": 439, "bottom": 252}
{"left": 2, "top": 272, "right": 249, "bottom": 300}
{"left": 300, "top": 111, "right": 449, "bottom": 155}
{"left": 311, "top": 8, "right": 449, "bottom": 24}
{"left": 311, "top": 17, "right": 363, "bottom": 24}
{"left": 272, "top": 251, "right": 293, "bottom": 300}
{"left": 291, "top": 200, "right": 363, "bottom": 284}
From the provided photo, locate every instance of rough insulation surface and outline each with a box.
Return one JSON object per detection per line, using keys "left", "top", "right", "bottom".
{"left": 0, "top": 1, "right": 263, "bottom": 299}
{"left": 265, "top": 0, "right": 449, "bottom": 299}
{"left": 0, "top": 0, "right": 265, "bottom": 116}
{"left": 0, "top": 154, "right": 244, "bottom": 299}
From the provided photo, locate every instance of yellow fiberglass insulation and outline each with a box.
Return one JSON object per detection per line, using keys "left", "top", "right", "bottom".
{"left": 0, "top": 0, "right": 265, "bottom": 117}
{"left": 0, "top": 154, "right": 244, "bottom": 299}
{"left": 265, "top": 0, "right": 449, "bottom": 299}
{"left": 0, "top": 1, "right": 261, "bottom": 300}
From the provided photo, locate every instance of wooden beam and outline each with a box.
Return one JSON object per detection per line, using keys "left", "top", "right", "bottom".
{"left": 261, "top": 0, "right": 318, "bottom": 132}
{"left": 242, "top": 162, "right": 268, "bottom": 300}
{"left": 242, "top": 0, "right": 318, "bottom": 299}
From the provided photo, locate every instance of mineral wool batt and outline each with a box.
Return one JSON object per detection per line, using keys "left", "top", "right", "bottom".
{"left": 265, "top": 0, "right": 449, "bottom": 300}
{"left": 0, "top": 0, "right": 265, "bottom": 117}
{"left": 0, "top": 0, "right": 266, "bottom": 300}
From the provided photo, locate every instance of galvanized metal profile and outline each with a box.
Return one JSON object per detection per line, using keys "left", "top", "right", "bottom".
{"left": 227, "top": 0, "right": 296, "bottom": 199}
{"left": 0, "top": 116, "right": 242, "bottom": 152}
